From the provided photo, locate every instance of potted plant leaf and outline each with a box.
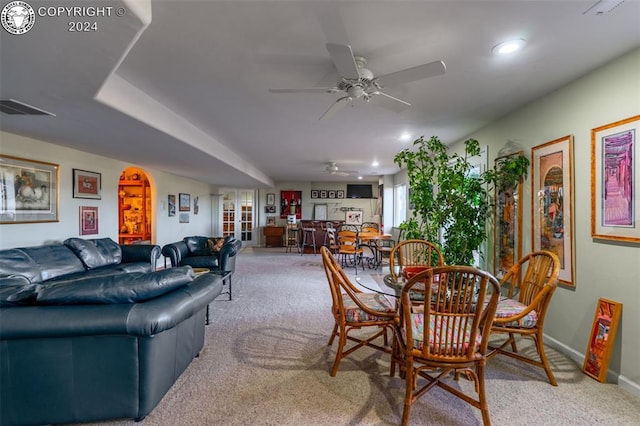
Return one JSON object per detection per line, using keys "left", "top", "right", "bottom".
{"left": 394, "top": 136, "right": 529, "bottom": 266}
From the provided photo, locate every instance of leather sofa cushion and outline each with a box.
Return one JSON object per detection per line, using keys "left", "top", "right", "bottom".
{"left": 179, "top": 256, "right": 219, "bottom": 269}
{"left": 64, "top": 238, "right": 122, "bottom": 270}
{"left": 36, "top": 267, "right": 195, "bottom": 305}
{"left": 0, "top": 249, "right": 42, "bottom": 284}
{"left": 183, "top": 236, "right": 211, "bottom": 256}
{"left": 20, "top": 245, "right": 85, "bottom": 282}
{"left": 0, "top": 276, "right": 39, "bottom": 306}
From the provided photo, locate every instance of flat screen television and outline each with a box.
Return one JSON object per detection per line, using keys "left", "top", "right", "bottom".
{"left": 346, "top": 184, "right": 373, "bottom": 199}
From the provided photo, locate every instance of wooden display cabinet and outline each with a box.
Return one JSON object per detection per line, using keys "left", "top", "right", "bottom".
{"left": 263, "top": 226, "right": 284, "bottom": 247}
{"left": 118, "top": 179, "right": 151, "bottom": 244}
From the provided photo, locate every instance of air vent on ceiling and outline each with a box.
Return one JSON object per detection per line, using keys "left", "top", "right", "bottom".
{"left": 0, "top": 99, "right": 55, "bottom": 116}
{"left": 583, "top": 0, "right": 625, "bottom": 15}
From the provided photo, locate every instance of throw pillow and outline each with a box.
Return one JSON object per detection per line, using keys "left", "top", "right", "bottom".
{"left": 64, "top": 237, "right": 122, "bottom": 270}
{"left": 207, "top": 237, "right": 224, "bottom": 255}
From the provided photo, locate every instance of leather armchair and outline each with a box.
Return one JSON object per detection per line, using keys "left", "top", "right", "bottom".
{"left": 162, "top": 236, "right": 242, "bottom": 274}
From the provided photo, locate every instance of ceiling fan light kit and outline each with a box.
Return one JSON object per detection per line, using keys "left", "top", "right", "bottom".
{"left": 268, "top": 42, "right": 446, "bottom": 119}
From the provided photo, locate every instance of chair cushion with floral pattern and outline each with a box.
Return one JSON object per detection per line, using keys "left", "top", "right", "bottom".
{"left": 409, "top": 313, "right": 482, "bottom": 352}
{"left": 342, "top": 293, "right": 395, "bottom": 322}
{"left": 494, "top": 298, "right": 538, "bottom": 328}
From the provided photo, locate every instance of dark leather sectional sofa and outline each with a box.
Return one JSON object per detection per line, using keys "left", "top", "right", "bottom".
{"left": 0, "top": 237, "right": 223, "bottom": 425}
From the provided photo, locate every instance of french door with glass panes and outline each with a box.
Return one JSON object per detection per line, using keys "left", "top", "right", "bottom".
{"left": 220, "top": 189, "right": 255, "bottom": 245}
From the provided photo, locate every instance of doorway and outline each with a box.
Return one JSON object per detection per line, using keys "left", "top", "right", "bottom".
{"left": 118, "top": 167, "right": 153, "bottom": 244}
{"left": 219, "top": 189, "right": 255, "bottom": 245}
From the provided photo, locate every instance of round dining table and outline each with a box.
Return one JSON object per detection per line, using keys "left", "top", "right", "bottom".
{"left": 357, "top": 231, "right": 393, "bottom": 269}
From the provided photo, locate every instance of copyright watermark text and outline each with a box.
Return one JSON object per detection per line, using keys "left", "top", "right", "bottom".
{"left": 1, "top": 1, "right": 126, "bottom": 34}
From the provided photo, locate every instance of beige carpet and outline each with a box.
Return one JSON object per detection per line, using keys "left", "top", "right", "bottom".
{"left": 88, "top": 248, "right": 640, "bottom": 425}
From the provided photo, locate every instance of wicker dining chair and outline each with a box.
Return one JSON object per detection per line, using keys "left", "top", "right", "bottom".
{"left": 389, "top": 239, "right": 445, "bottom": 282}
{"left": 320, "top": 246, "right": 396, "bottom": 376}
{"left": 392, "top": 265, "right": 500, "bottom": 426}
{"left": 488, "top": 250, "right": 560, "bottom": 385}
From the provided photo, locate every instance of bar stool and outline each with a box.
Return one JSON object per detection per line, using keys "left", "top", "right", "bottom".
{"left": 286, "top": 224, "right": 300, "bottom": 253}
{"left": 301, "top": 226, "right": 317, "bottom": 255}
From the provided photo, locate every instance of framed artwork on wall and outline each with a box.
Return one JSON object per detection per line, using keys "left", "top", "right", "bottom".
{"left": 280, "top": 190, "right": 301, "bottom": 219}
{"left": 79, "top": 206, "right": 98, "bottom": 235}
{"left": 494, "top": 151, "right": 524, "bottom": 279}
{"left": 72, "top": 169, "right": 101, "bottom": 199}
{"left": 320, "top": 190, "right": 327, "bottom": 199}
{"left": 345, "top": 210, "right": 363, "bottom": 225}
{"left": 314, "top": 204, "right": 328, "bottom": 221}
{"left": 179, "top": 193, "right": 190, "bottom": 211}
{"left": 311, "top": 190, "right": 319, "bottom": 199}
{"left": 168, "top": 194, "right": 176, "bottom": 217}
{"left": 337, "top": 190, "right": 345, "bottom": 199}
{"left": 583, "top": 298, "right": 622, "bottom": 382}
{"left": 179, "top": 213, "right": 189, "bottom": 223}
{"left": 266, "top": 193, "right": 276, "bottom": 206}
{"left": 0, "top": 154, "right": 59, "bottom": 224}
{"left": 532, "top": 135, "right": 575, "bottom": 287}
{"left": 591, "top": 114, "right": 640, "bottom": 243}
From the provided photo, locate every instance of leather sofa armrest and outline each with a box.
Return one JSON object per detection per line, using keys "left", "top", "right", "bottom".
{"left": 161, "top": 241, "right": 189, "bottom": 267}
{"left": 126, "top": 273, "right": 223, "bottom": 335}
{"left": 218, "top": 239, "right": 242, "bottom": 273}
{"left": 120, "top": 244, "right": 161, "bottom": 270}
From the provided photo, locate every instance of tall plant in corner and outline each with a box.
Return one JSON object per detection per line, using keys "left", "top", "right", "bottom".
{"left": 394, "top": 136, "right": 529, "bottom": 265}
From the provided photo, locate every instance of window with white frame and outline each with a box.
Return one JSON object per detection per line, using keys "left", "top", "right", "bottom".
{"left": 393, "top": 183, "right": 407, "bottom": 227}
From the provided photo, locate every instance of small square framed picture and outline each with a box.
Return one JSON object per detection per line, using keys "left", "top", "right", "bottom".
{"left": 328, "top": 190, "right": 336, "bottom": 199}
{"left": 266, "top": 193, "right": 276, "bottom": 206}
{"left": 320, "top": 190, "right": 327, "bottom": 199}
{"left": 311, "top": 190, "right": 319, "bottom": 199}
{"left": 73, "top": 169, "right": 101, "bottom": 199}
{"left": 337, "top": 190, "right": 345, "bottom": 199}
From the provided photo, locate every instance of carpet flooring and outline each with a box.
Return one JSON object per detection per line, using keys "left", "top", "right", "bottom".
{"left": 89, "top": 247, "right": 640, "bottom": 426}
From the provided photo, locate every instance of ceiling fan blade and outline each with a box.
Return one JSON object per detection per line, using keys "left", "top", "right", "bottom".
{"left": 325, "top": 43, "right": 360, "bottom": 80}
{"left": 371, "top": 91, "right": 411, "bottom": 106}
{"left": 319, "top": 96, "right": 350, "bottom": 120}
{"left": 376, "top": 60, "right": 446, "bottom": 87}
{"left": 269, "top": 87, "right": 338, "bottom": 93}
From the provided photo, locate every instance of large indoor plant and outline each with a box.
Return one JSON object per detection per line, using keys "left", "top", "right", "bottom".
{"left": 394, "top": 136, "right": 529, "bottom": 265}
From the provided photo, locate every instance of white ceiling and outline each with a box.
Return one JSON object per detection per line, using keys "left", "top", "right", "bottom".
{"left": 2, "top": 0, "right": 639, "bottom": 187}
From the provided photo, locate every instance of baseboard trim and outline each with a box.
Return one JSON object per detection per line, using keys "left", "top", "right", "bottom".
{"left": 544, "top": 334, "right": 640, "bottom": 398}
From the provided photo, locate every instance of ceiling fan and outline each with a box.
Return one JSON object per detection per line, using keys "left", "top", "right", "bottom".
{"left": 268, "top": 43, "right": 446, "bottom": 119}
{"left": 324, "top": 162, "right": 358, "bottom": 176}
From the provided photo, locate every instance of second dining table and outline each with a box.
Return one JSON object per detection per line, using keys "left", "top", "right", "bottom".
{"left": 357, "top": 231, "right": 393, "bottom": 269}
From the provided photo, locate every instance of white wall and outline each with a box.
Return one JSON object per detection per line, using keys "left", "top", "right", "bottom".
{"left": 448, "top": 48, "right": 639, "bottom": 393}
{"left": 254, "top": 182, "right": 380, "bottom": 244}
{"left": 0, "top": 132, "right": 215, "bottom": 255}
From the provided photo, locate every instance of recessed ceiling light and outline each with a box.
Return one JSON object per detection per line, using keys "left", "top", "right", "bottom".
{"left": 400, "top": 132, "right": 412, "bottom": 141}
{"left": 357, "top": 176, "right": 363, "bottom": 180}
{"left": 372, "top": 160, "right": 379, "bottom": 167}
{"left": 492, "top": 39, "right": 526, "bottom": 55}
